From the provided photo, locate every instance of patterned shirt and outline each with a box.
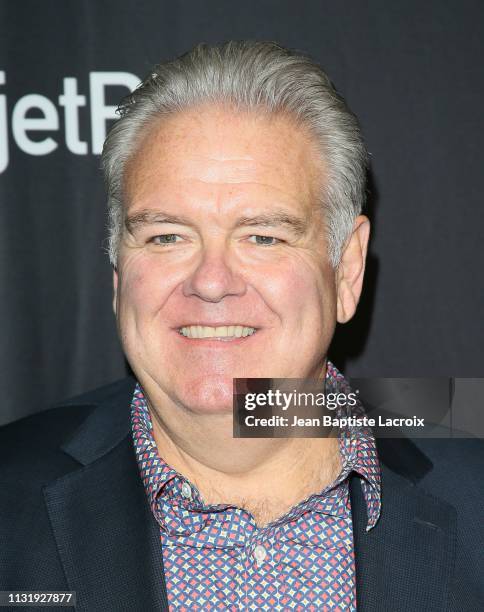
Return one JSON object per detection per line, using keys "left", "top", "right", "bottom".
{"left": 131, "top": 362, "right": 381, "bottom": 611}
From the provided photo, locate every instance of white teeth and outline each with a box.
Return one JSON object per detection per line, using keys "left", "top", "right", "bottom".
{"left": 178, "top": 325, "right": 257, "bottom": 339}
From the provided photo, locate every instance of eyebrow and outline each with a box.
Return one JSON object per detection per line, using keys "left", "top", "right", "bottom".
{"left": 125, "top": 208, "right": 309, "bottom": 237}
{"left": 234, "top": 211, "right": 308, "bottom": 237}
{"left": 125, "top": 211, "right": 194, "bottom": 233}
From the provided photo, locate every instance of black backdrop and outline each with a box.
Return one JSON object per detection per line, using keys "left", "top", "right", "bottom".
{"left": 1, "top": 0, "right": 483, "bottom": 426}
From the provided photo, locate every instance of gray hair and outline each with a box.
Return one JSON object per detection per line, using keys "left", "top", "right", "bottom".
{"left": 102, "top": 41, "right": 368, "bottom": 267}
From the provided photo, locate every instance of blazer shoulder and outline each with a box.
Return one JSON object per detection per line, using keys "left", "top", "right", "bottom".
{"left": 412, "top": 437, "right": 484, "bottom": 520}
{"left": 0, "top": 377, "right": 136, "bottom": 480}
{"left": 414, "top": 436, "right": 484, "bottom": 479}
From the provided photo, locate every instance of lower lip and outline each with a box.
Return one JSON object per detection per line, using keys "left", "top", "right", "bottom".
{"left": 173, "top": 331, "right": 259, "bottom": 346}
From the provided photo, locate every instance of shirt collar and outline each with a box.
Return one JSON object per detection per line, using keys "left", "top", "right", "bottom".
{"left": 326, "top": 361, "right": 381, "bottom": 529}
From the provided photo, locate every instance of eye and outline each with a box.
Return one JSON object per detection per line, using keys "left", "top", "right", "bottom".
{"left": 248, "top": 235, "right": 282, "bottom": 246}
{"left": 151, "top": 234, "right": 182, "bottom": 245}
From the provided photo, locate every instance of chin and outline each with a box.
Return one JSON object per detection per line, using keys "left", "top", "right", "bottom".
{"left": 176, "top": 377, "right": 235, "bottom": 415}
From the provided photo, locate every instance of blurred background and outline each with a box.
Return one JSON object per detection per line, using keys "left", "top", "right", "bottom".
{"left": 1, "top": 0, "right": 483, "bottom": 425}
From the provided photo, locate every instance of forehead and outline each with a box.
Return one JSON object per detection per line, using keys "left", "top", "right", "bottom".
{"left": 124, "top": 104, "right": 325, "bottom": 216}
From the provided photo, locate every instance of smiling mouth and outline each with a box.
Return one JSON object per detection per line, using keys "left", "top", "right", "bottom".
{"left": 178, "top": 325, "right": 257, "bottom": 339}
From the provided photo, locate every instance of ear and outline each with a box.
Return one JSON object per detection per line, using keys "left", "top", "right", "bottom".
{"left": 112, "top": 267, "right": 119, "bottom": 317}
{"left": 336, "top": 215, "right": 370, "bottom": 323}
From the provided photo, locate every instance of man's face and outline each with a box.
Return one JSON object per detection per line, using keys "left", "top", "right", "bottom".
{"left": 114, "top": 106, "right": 339, "bottom": 413}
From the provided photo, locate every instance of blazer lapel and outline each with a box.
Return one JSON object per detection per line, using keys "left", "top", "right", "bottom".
{"left": 43, "top": 383, "right": 169, "bottom": 612}
{"left": 351, "top": 438, "right": 457, "bottom": 612}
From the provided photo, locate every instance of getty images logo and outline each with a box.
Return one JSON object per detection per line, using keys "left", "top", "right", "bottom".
{"left": 0, "top": 70, "right": 141, "bottom": 173}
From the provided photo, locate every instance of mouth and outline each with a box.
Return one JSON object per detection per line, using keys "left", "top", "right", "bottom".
{"left": 177, "top": 324, "right": 258, "bottom": 340}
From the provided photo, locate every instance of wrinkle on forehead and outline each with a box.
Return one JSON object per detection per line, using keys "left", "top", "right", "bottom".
{"left": 181, "top": 156, "right": 263, "bottom": 184}
{"left": 124, "top": 104, "right": 325, "bottom": 213}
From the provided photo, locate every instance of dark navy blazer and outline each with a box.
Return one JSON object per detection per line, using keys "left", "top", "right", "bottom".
{"left": 0, "top": 378, "right": 482, "bottom": 611}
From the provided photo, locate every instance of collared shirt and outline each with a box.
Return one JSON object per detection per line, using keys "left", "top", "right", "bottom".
{"left": 131, "top": 362, "right": 381, "bottom": 611}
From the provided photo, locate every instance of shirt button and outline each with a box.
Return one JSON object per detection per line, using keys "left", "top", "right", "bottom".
{"left": 181, "top": 482, "right": 192, "bottom": 499}
{"left": 253, "top": 544, "right": 267, "bottom": 565}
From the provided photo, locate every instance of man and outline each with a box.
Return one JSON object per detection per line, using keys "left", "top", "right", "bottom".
{"left": 0, "top": 41, "right": 482, "bottom": 611}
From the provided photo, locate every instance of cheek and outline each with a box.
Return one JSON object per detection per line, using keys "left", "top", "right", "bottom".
{"left": 267, "top": 256, "right": 336, "bottom": 324}
{"left": 117, "top": 257, "right": 170, "bottom": 319}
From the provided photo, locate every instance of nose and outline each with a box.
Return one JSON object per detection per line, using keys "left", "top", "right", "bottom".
{"left": 182, "top": 241, "right": 247, "bottom": 302}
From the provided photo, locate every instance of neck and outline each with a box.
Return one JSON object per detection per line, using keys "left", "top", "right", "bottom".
{"left": 147, "top": 397, "right": 341, "bottom": 526}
